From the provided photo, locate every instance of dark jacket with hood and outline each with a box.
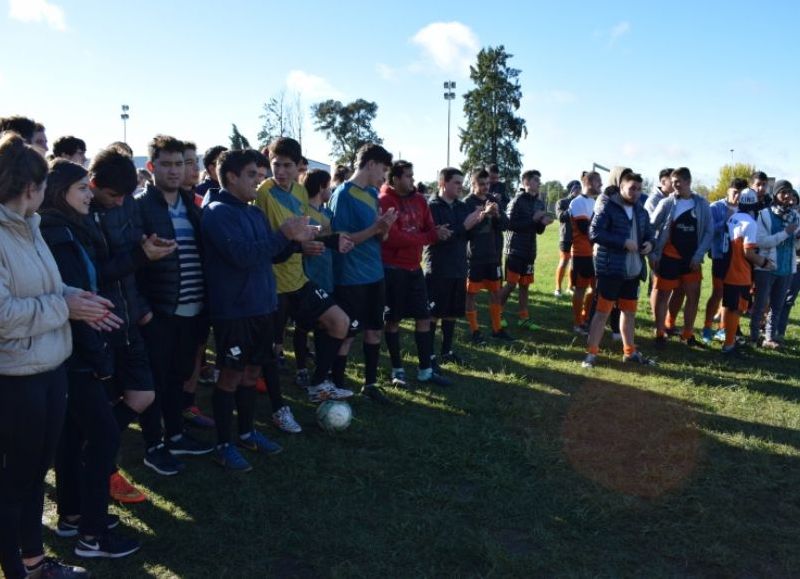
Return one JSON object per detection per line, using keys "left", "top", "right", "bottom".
{"left": 135, "top": 183, "right": 205, "bottom": 316}
{"left": 590, "top": 190, "right": 654, "bottom": 279}
{"left": 463, "top": 193, "right": 508, "bottom": 265}
{"left": 504, "top": 190, "right": 547, "bottom": 261}
{"left": 424, "top": 194, "right": 473, "bottom": 279}
{"left": 39, "top": 210, "right": 114, "bottom": 377}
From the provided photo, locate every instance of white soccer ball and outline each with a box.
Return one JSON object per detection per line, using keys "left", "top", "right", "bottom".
{"left": 316, "top": 400, "right": 353, "bottom": 433}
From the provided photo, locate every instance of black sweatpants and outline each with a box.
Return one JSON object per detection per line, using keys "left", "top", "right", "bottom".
{"left": 0, "top": 366, "right": 67, "bottom": 579}
{"left": 55, "top": 371, "right": 120, "bottom": 537}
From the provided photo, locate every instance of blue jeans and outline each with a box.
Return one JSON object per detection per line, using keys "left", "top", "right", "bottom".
{"left": 751, "top": 270, "right": 792, "bottom": 342}
{"left": 776, "top": 270, "right": 800, "bottom": 337}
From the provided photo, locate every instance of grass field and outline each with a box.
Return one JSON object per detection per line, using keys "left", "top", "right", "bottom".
{"left": 42, "top": 226, "right": 800, "bottom": 578}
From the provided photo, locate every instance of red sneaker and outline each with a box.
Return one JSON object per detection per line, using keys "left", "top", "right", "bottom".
{"left": 110, "top": 472, "right": 147, "bottom": 504}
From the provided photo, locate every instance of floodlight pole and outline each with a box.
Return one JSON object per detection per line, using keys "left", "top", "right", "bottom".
{"left": 443, "top": 81, "right": 456, "bottom": 166}
{"left": 121, "top": 104, "right": 130, "bottom": 143}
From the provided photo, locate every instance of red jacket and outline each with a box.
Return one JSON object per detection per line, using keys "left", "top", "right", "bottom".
{"left": 379, "top": 185, "right": 439, "bottom": 270}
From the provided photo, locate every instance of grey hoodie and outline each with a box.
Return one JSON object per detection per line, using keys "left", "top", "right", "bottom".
{"left": 650, "top": 192, "right": 713, "bottom": 264}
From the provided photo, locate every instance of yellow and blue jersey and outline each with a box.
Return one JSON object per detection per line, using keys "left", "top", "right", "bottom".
{"left": 329, "top": 181, "right": 383, "bottom": 286}
{"left": 304, "top": 204, "right": 334, "bottom": 293}
{"left": 254, "top": 178, "right": 308, "bottom": 294}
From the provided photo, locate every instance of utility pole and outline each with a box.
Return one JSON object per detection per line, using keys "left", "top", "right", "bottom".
{"left": 121, "top": 105, "right": 130, "bottom": 143}
{"left": 443, "top": 81, "right": 456, "bottom": 166}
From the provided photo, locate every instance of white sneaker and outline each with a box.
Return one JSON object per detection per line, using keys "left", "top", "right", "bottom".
{"left": 307, "top": 380, "right": 354, "bottom": 403}
{"left": 581, "top": 354, "right": 597, "bottom": 368}
{"left": 391, "top": 368, "right": 407, "bottom": 387}
{"left": 272, "top": 406, "right": 302, "bottom": 434}
{"left": 553, "top": 289, "right": 562, "bottom": 297}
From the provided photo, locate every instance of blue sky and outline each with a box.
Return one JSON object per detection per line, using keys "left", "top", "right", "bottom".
{"left": 2, "top": 0, "right": 799, "bottom": 188}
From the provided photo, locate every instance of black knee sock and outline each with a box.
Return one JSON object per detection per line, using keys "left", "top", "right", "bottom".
{"left": 311, "top": 333, "right": 343, "bottom": 386}
{"left": 212, "top": 388, "right": 235, "bottom": 445}
{"left": 442, "top": 319, "right": 456, "bottom": 354}
{"left": 385, "top": 331, "right": 402, "bottom": 368}
{"left": 364, "top": 342, "right": 380, "bottom": 386}
{"left": 235, "top": 386, "right": 258, "bottom": 437}
{"left": 113, "top": 401, "right": 138, "bottom": 432}
{"left": 182, "top": 391, "right": 195, "bottom": 409}
{"left": 293, "top": 329, "right": 309, "bottom": 370}
{"left": 331, "top": 354, "right": 347, "bottom": 388}
{"left": 415, "top": 330, "right": 432, "bottom": 370}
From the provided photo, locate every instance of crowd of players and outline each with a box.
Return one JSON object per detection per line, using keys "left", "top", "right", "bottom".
{"left": 1, "top": 113, "right": 798, "bottom": 577}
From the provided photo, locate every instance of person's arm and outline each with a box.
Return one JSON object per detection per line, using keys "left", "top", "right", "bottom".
{"left": 556, "top": 198, "right": 571, "bottom": 223}
{"left": 381, "top": 198, "right": 438, "bottom": 248}
{"left": 755, "top": 209, "right": 791, "bottom": 249}
{"left": 505, "top": 196, "right": 537, "bottom": 233}
{"left": 204, "top": 206, "right": 291, "bottom": 268}
{"left": 331, "top": 191, "right": 385, "bottom": 245}
{"left": 692, "top": 201, "right": 714, "bottom": 264}
{"left": 0, "top": 259, "right": 69, "bottom": 340}
{"left": 589, "top": 200, "right": 627, "bottom": 250}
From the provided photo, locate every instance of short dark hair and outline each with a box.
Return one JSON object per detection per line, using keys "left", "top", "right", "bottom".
{"left": 581, "top": 171, "right": 600, "bottom": 187}
{"left": 621, "top": 172, "right": 643, "bottom": 184}
{"left": 182, "top": 140, "right": 197, "bottom": 153}
{"left": 471, "top": 168, "right": 489, "bottom": 181}
{"left": 356, "top": 143, "right": 392, "bottom": 169}
{"left": 750, "top": 171, "right": 768, "bottom": 183}
{"left": 0, "top": 132, "right": 48, "bottom": 203}
{"left": 658, "top": 167, "right": 674, "bottom": 180}
{"left": 148, "top": 135, "right": 184, "bottom": 162}
{"left": 106, "top": 141, "right": 133, "bottom": 157}
{"left": 388, "top": 160, "right": 413, "bottom": 186}
{"left": 217, "top": 149, "right": 259, "bottom": 188}
{"left": 253, "top": 151, "right": 270, "bottom": 169}
{"left": 730, "top": 177, "right": 748, "bottom": 190}
{"left": 302, "top": 169, "right": 331, "bottom": 197}
{"left": 268, "top": 137, "right": 302, "bottom": 164}
{"left": 299, "top": 156, "right": 308, "bottom": 166}
{"left": 521, "top": 170, "right": 541, "bottom": 182}
{"left": 203, "top": 145, "right": 228, "bottom": 170}
{"left": 416, "top": 182, "right": 428, "bottom": 195}
{"left": 487, "top": 164, "right": 500, "bottom": 174}
{"left": 333, "top": 164, "right": 351, "bottom": 183}
{"left": 671, "top": 167, "right": 692, "bottom": 181}
{"left": 439, "top": 167, "right": 463, "bottom": 183}
{"left": 52, "top": 136, "right": 87, "bottom": 158}
{"left": 42, "top": 159, "right": 89, "bottom": 219}
{"left": 0, "top": 116, "right": 37, "bottom": 143}
{"left": 89, "top": 148, "right": 138, "bottom": 196}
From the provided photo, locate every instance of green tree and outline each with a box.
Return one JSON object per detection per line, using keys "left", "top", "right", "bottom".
{"left": 229, "top": 124, "right": 251, "bottom": 150}
{"left": 460, "top": 45, "right": 527, "bottom": 188}
{"left": 541, "top": 180, "right": 564, "bottom": 212}
{"left": 257, "top": 90, "right": 303, "bottom": 148}
{"left": 709, "top": 163, "right": 755, "bottom": 201}
{"left": 312, "top": 99, "right": 381, "bottom": 168}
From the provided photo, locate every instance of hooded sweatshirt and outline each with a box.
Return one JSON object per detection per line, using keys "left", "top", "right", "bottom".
{"left": 379, "top": 184, "right": 439, "bottom": 271}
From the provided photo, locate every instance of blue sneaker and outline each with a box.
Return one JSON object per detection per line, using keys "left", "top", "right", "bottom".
{"left": 214, "top": 443, "right": 252, "bottom": 472}
{"left": 713, "top": 329, "right": 726, "bottom": 342}
{"left": 701, "top": 327, "right": 714, "bottom": 344}
{"left": 237, "top": 430, "right": 283, "bottom": 455}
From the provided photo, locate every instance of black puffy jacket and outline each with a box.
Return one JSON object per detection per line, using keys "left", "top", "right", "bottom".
{"left": 135, "top": 184, "right": 204, "bottom": 316}
{"left": 590, "top": 192, "right": 653, "bottom": 279}
{"left": 504, "top": 191, "right": 547, "bottom": 261}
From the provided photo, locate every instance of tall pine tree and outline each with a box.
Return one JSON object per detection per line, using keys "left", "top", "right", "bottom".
{"left": 460, "top": 46, "right": 527, "bottom": 188}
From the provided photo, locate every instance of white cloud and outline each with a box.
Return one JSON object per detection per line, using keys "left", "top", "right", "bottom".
{"left": 376, "top": 63, "right": 398, "bottom": 82}
{"left": 608, "top": 21, "right": 630, "bottom": 45}
{"left": 285, "top": 70, "right": 343, "bottom": 100}
{"left": 9, "top": 0, "right": 66, "bottom": 31}
{"left": 411, "top": 21, "right": 479, "bottom": 76}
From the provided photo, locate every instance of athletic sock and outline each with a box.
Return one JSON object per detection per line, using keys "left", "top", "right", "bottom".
{"left": 385, "top": 331, "right": 402, "bottom": 368}
{"left": 518, "top": 309, "right": 529, "bottom": 321}
{"left": 489, "top": 304, "right": 503, "bottom": 333}
{"left": 441, "top": 319, "right": 456, "bottom": 354}
{"left": 587, "top": 345, "right": 600, "bottom": 355}
{"left": 582, "top": 291, "right": 593, "bottom": 324}
{"left": 572, "top": 296, "right": 583, "bottom": 326}
{"left": 311, "top": 333, "right": 343, "bottom": 385}
{"left": 723, "top": 310, "right": 740, "bottom": 348}
{"left": 666, "top": 313, "right": 676, "bottom": 331}
{"left": 182, "top": 391, "right": 195, "bottom": 409}
{"left": 235, "top": 386, "right": 258, "bottom": 436}
{"left": 113, "top": 401, "right": 139, "bottom": 432}
{"left": 415, "top": 329, "right": 433, "bottom": 370}
{"left": 293, "top": 329, "right": 309, "bottom": 370}
{"left": 623, "top": 345, "right": 636, "bottom": 357}
{"left": 363, "top": 342, "right": 380, "bottom": 386}
{"left": 212, "top": 388, "right": 235, "bottom": 444}
{"left": 331, "top": 354, "right": 347, "bottom": 388}
{"left": 466, "top": 310, "right": 479, "bottom": 332}
{"left": 681, "top": 328, "right": 693, "bottom": 340}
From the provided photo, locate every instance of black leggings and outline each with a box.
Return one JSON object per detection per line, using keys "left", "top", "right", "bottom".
{"left": 55, "top": 372, "right": 120, "bottom": 537}
{"left": 0, "top": 366, "right": 67, "bottom": 579}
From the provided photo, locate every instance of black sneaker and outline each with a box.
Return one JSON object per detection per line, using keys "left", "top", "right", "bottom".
{"left": 362, "top": 384, "right": 393, "bottom": 405}
{"left": 440, "top": 351, "right": 463, "bottom": 365}
{"left": 143, "top": 443, "right": 185, "bottom": 476}
{"left": 654, "top": 335, "right": 668, "bottom": 350}
{"left": 56, "top": 514, "right": 120, "bottom": 538}
{"left": 492, "top": 330, "right": 515, "bottom": 342}
{"left": 665, "top": 326, "right": 680, "bottom": 337}
{"left": 167, "top": 433, "right": 214, "bottom": 456}
{"left": 74, "top": 532, "right": 141, "bottom": 559}
{"left": 622, "top": 351, "right": 657, "bottom": 366}
{"left": 430, "top": 355, "right": 442, "bottom": 374}
{"left": 27, "top": 557, "right": 89, "bottom": 578}
{"left": 470, "top": 331, "right": 487, "bottom": 346}
{"left": 681, "top": 335, "right": 705, "bottom": 349}
{"left": 722, "top": 344, "right": 747, "bottom": 360}
{"left": 419, "top": 372, "right": 453, "bottom": 386}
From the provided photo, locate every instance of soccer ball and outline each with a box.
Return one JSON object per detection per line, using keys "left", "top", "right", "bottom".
{"left": 316, "top": 400, "right": 353, "bottom": 433}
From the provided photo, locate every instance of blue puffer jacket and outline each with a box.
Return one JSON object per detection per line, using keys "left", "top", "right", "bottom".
{"left": 590, "top": 192, "right": 653, "bottom": 278}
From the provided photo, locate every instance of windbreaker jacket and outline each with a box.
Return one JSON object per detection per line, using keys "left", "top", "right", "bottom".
{"left": 504, "top": 191, "right": 547, "bottom": 261}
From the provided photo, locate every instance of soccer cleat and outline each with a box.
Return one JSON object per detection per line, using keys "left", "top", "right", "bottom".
{"left": 701, "top": 327, "right": 715, "bottom": 344}
{"left": 517, "top": 319, "right": 541, "bottom": 331}
{"left": 307, "top": 380, "right": 354, "bottom": 403}
{"left": 470, "top": 331, "right": 488, "bottom": 346}
{"left": 26, "top": 557, "right": 89, "bottom": 577}
{"left": 391, "top": 368, "right": 408, "bottom": 388}
{"left": 198, "top": 365, "right": 219, "bottom": 385}
{"left": 622, "top": 351, "right": 657, "bottom": 366}
{"left": 492, "top": 330, "right": 515, "bottom": 342}
{"left": 665, "top": 326, "right": 680, "bottom": 337}
{"left": 722, "top": 344, "right": 747, "bottom": 360}
{"left": 439, "top": 351, "right": 463, "bottom": 366}
{"left": 362, "top": 383, "right": 393, "bottom": 405}
{"left": 167, "top": 433, "right": 214, "bottom": 456}
{"left": 295, "top": 368, "right": 310, "bottom": 389}
{"left": 143, "top": 443, "right": 185, "bottom": 476}
{"left": 419, "top": 371, "right": 453, "bottom": 386}
{"left": 109, "top": 472, "right": 147, "bottom": 504}
{"left": 713, "top": 328, "right": 726, "bottom": 342}
{"left": 681, "top": 335, "right": 705, "bottom": 348}
{"left": 255, "top": 377, "right": 268, "bottom": 394}
{"left": 74, "top": 532, "right": 140, "bottom": 559}
{"left": 214, "top": 443, "right": 253, "bottom": 472}
{"left": 553, "top": 289, "right": 562, "bottom": 297}
{"left": 500, "top": 316, "right": 508, "bottom": 329}
{"left": 581, "top": 354, "right": 597, "bottom": 369}
{"left": 573, "top": 325, "right": 589, "bottom": 336}
{"left": 238, "top": 430, "right": 283, "bottom": 455}
{"left": 762, "top": 339, "right": 781, "bottom": 349}
{"left": 183, "top": 405, "right": 215, "bottom": 429}
{"left": 56, "top": 514, "right": 120, "bottom": 538}
{"left": 272, "top": 405, "right": 302, "bottom": 434}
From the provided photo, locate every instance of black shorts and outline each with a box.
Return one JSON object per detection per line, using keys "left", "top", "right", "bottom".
{"left": 656, "top": 255, "right": 693, "bottom": 279}
{"left": 559, "top": 240, "right": 573, "bottom": 253}
{"left": 712, "top": 258, "right": 727, "bottom": 281}
{"left": 426, "top": 276, "right": 466, "bottom": 319}
{"left": 384, "top": 268, "right": 430, "bottom": 322}
{"left": 571, "top": 256, "right": 595, "bottom": 287}
{"left": 596, "top": 275, "right": 640, "bottom": 302}
{"left": 722, "top": 284, "right": 751, "bottom": 311}
{"left": 111, "top": 326, "right": 154, "bottom": 393}
{"left": 335, "top": 280, "right": 386, "bottom": 336}
{"left": 213, "top": 315, "right": 275, "bottom": 371}
{"left": 285, "top": 281, "right": 337, "bottom": 330}
{"left": 468, "top": 262, "right": 502, "bottom": 283}
{"left": 505, "top": 254, "right": 534, "bottom": 276}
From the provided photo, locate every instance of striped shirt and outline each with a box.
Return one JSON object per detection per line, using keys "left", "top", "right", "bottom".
{"left": 169, "top": 195, "right": 204, "bottom": 317}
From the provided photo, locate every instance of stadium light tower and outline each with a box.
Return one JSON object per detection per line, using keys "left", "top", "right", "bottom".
{"left": 443, "top": 81, "right": 456, "bottom": 166}
{"left": 121, "top": 104, "right": 130, "bottom": 143}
